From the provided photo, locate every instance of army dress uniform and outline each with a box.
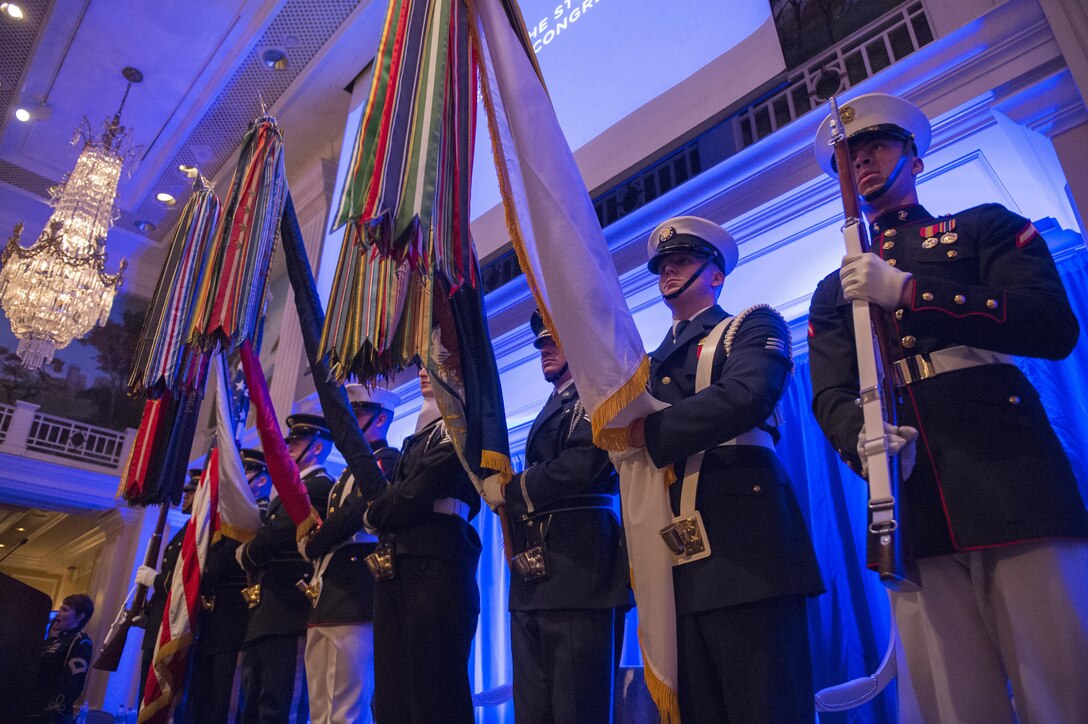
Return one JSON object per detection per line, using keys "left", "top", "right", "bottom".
{"left": 188, "top": 534, "right": 248, "bottom": 723}
{"left": 31, "top": 626, "right": 92, "bottom": 722}
{"left": 808, "top": 92, "right": 1088, "bottom": 722}
{"left": 302, "top": 443, "right": 401, "bottom": 724}
{"left": 504, "top": 322, "right": 629, "bottom": 724}
{"left": 238, "top": 463, "right": 334, "bottom": 723}
{"left": 367, "top": 417, "right": 482, "bottom": 724}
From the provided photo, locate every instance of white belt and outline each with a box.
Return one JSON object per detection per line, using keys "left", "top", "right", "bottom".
{"left": 433, "top": 497, "right": 469, "bottom": 520}
{"left": 893, "top": 345, "right": 1013, "bottom": 387}
{"left": 719, "top": 428, "right": 775, "bottom": 450}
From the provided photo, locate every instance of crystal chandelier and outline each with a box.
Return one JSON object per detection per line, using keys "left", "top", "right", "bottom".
{"left": 0, "top": 67, "right": 141, "bottom": 370}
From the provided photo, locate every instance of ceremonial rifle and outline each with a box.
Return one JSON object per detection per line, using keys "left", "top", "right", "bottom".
{"left": 827, "top": 96, "right": 919, "bottom": 591}
{"left": 93, "top": 502, "right": 172, "bottom": 671}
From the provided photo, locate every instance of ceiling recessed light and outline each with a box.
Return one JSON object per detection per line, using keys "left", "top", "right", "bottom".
{"left": 15, "top": 527, "right": 25, "bottom": 532}
{"left": 134, "top": 220, "right": 156, "bottom": 233}
{"left": 0, "top": 543, "right": 6, "bottom": 548}
{"left": 155, "top": 192, "right": 177, "bottom": 207}
{"left": 262, "top": 48, "right": 288, "bottom": 71}
{"left": 15, "top": 107, "right": 30, "bottom": 122}
{"left": 177, "top": 164, "right": 199, "bottom": 179}
{"left": 1, "top": 3, "right": 25, "bottom": 20}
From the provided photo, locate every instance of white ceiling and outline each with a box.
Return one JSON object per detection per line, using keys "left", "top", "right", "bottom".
{"left": 0, "top": 0, "right": 388, "bottom": 298}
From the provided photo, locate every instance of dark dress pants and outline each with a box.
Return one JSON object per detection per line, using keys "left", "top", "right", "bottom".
{"left": 511, "top": 607, "right": 617, "bottom": 724}
{"left": 189, "top": 644, "right": 242, "bottom": 723}
{"left": 239, "top": 635, "right": 307, "bottom": 723}
{"left": 677, "top": 595, "right": 813, "bottom": 723}
{"left": 372, "top": 554, "right": 480, "bottom": 723}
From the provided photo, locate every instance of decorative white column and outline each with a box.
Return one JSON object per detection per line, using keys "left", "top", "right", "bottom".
{"left": 84, "top": 505, "right": 154, "bottom": 713}
{"left": 0, "top": 400, "right": 39, "bottom": 455}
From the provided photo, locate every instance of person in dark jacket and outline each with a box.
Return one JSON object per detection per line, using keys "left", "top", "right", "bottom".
{"left": 808, "top": 92, "right": 1088, "bottom": 722}
{"left": 301, "top": 385, "right": 400, "bottom": 724}
{"left": 136, "top": 472, "right": 197, "bottom": 707}
{"left": 626, "top": 216, "right": 824, "bottom": 722}
{"left": 497, "top": 310, "right": 629, "bottom": 723}
{"left": 186, "top": 450, "right": 272, "bottom": 723}
{"left": 31, "top": 593, "right": 94, "bottom": 723}
{"left": 236, "top": 416, "right": 334, "bottom": 723}
{"left": 354, "top": 366, "right": 481, "bottom": 723}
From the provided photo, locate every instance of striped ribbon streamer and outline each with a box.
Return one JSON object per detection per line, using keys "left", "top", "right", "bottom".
{"left": 128, "top": 178, "right": 221, "bottom": 398}
{"left": 323, "top": 0, "right": 479, "bottom": 382}
{"left": 188, "top": 116, "right": 287, "bottom": 353}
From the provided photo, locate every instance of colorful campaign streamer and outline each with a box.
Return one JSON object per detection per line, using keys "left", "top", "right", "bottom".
{"left": 188, "top": 116, "right": 287, "bottom": 354}
{"left": 321, "top": 0, "right": 510, "bottom": 486}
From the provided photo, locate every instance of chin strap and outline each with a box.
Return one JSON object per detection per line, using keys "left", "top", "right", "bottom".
{"left": 544, "top": 363, "right": 569, "bottom": 384}
{"left": 293, "top": 437, "right": 314, "bottom": 468}
{"left": 860, "top": 150, "right": 909, "bottom": 202}
{"left": 662, "top": 256, "right": 714, "bottom": 301}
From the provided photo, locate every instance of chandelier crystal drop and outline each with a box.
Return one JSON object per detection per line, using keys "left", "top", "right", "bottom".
{"left": 0, "top": 68, "right": 141, "bottom": 370}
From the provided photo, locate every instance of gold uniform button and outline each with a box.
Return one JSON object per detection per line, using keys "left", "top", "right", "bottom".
{"left": 895, "top": 309, "right": 904, "bottom": 320}
{"left": 350, "top": 556, "right": 359, "bottom": 562}
{"left": 954, "top": 294, "right": 966, "bottom": 305}
{"left": 661, "top": 376, "right": 671, "bottom": 384}
{"left": 882, "top": 241, "right": 895, "bottom": 250}
{"left": 922, "top": 292, "right": 934, "bottom": 301}
{"left": 947, "top": 250, "right": 959, "bottom": 258}
{"left": 986, "top": 299, "right": 998, "bottom": 309}
{"left": 752, "top": 485, "right": 762, "bottom": 493}
{"left": 1009, "top": 395, "right": 1021, "bottom": 405}
{"left": 887, "top": 258, "right": 897, "bottom": 267}
{"left": 885, "top": 228, "right": 897, "bottom": 237}
{"left": 901, "top": 335, "right": 917, "bottom": 348}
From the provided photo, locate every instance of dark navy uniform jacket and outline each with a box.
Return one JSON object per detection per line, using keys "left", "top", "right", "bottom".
{"left": 808, "top": 203, "right": 1088, "bottom": 559}
{"left": 197, "top": 537, "right": 248, "bottom": 654}
{"left": 644, "top": 305, "right": 824, "bottom": 615}
{"left": 304, "top": 443, "right": 400, "bottom": 627}
{"left": 367, "top": 421, "right": 481, "bottom": 567}
{"left": 142, "top": 522, "right": 187, "bottom": 652}
{"left": 240, "top": 467, "right": 334, "bottom": 644}
{"left": 504, "top": 383, "right": 629, "bottom": 611}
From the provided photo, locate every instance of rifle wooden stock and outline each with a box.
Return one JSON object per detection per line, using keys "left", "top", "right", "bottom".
{"left": 497, "top": 504, "right": 514, "bottom": 565}
{"left": 94, "top": 503, "right": 172, "bottom": 671}
{"left": 828, "top": 97, "right": 919, "bottom": 591}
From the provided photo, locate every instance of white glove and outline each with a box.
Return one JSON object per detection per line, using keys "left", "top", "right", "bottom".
{"left": 135, "top": 565, "right": 157, "bottom": 588}
{"left": 481, "top": 473, "right": 507, "bottom": 511}
{"left": 840, "top": 253, "right": 912, "bottom": 311}
{"left": 857, "top": 422, "right": 919, "bottom": 480}
{"left": 234, "top": 542, "right": 247, "bottom": 569}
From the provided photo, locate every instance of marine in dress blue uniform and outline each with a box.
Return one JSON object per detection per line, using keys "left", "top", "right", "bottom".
{"left": 302, "top": 385, "right": 401, "bottom": 724}
{"left": 237, "top": 415, "right": 334, "bottom": 724}
{"left": 628, "top": 217, "right": 823, "bottom": 722}
{"left": 502, "top": 311, "right": 629, "bottom": 724}
{"left": 808, "top": 92, "right": 1088, "bottom": 722}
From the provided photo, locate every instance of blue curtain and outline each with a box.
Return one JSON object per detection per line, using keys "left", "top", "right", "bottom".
{"left": 468, "top": 249, "right": 1088, "bottom": 723}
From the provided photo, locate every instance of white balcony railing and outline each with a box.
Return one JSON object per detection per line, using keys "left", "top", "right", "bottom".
{"left": 734, "top": 1, "right": 934, "bottom": 148}
{"left": 0, "top": 400, "right": 136, "bottom": 472}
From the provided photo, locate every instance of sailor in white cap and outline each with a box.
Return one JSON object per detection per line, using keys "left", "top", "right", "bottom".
{"left": 808, "top": 92, "right": 1088, "bottom": 721}
{"left": 301, "top": 385, "right": 401, "bottom": 724}
{"left": 628, "top": 216, "right": 824, "bottom": 721}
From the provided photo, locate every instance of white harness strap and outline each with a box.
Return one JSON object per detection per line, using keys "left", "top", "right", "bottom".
{"left": 677, "top": 310, "right": 781, "bottom": 518}
{"left": 678, "top": 317, "right": 731, "bottom": 518}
